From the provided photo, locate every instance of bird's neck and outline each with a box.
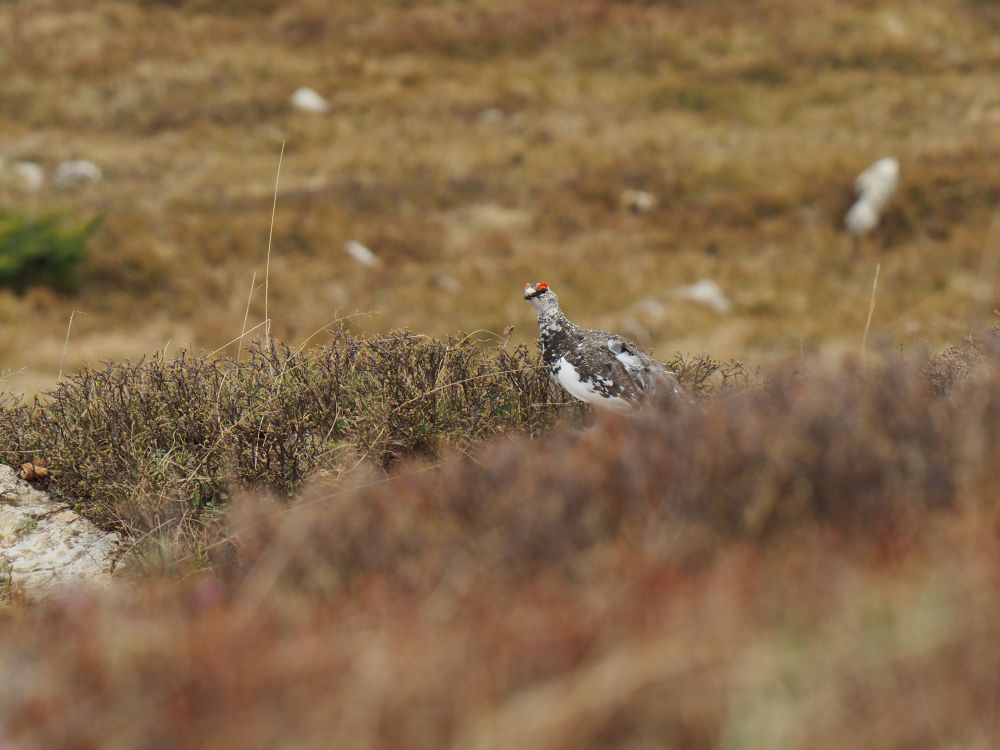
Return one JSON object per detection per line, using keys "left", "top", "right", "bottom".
{"left": 535, "top": 307, "right": 570, "bottom": 351}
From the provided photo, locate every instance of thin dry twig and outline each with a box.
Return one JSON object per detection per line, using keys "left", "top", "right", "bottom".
{"left": 238, "top": 271, "right": 258, "bottom": 363}
{"left": 290, "top": 311, "right": 376, "bottom": 357}
{"left": 860, "top": 263, "right": 881, "bottom": 366}
{"left": 264, "top": 140, "right": 286, "bottom": 340}
{"left": 58, "top": 309, "right": 84, "bottom": 382}
{"left": 207, "top": 321, "right": 267, "bottom": 358}
{"left": 387, "top": 366, "right": 538, "bottom": 415}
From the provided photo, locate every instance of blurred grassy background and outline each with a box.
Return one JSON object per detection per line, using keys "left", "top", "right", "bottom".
{"left": 1, "top": 0, "right": 998, "bottom": 394}
{"left": 3, "top": 4, "right": 1000, "bottom": 747}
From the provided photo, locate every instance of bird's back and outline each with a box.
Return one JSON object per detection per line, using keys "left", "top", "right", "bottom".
{"left": 542, "top": 322, "right": 680, "bottom": 403}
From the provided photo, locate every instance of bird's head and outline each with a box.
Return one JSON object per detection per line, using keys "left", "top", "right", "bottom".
{"left": 523, "top": 281, "right": 550, "bottom": 300}
{"left": 523, "top": 281, "right": 559, "bottom": 317}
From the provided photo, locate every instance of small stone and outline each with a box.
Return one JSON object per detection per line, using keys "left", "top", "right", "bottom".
{"left": 854, "top": 157, "right": 899, "bottom": 210}
{"left": 635, "top": 297, "right": 667, "bottom": 319}
{"left": 12, "top": 161, "right": 44, "bottom": 191}
{"left": 672, "top": 279, "right": 732, "bottom": 314}
{"left": 433, "top": 273, "right": 461, "bottom": 293}
{"left": 477, "top": 107, "right": 506, "bottom": 125}
{"left": 845, "top": 157, "right": 899, "bottom": 238}
{"left": 344, "top": 240, "right": 379, "bottom": 267}
{"left": 844, "top": 198, "right": 880, "bottom": 237}
{"left": 291, "top": 87, "right": 332, "bottom": 114}
{"left": 55, "top": 159, "right": 103, "bottom": 189}
{"left": 620, "top": 189, "right": 658, "bottom": 214}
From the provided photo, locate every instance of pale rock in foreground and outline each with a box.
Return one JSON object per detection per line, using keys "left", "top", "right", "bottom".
{"left": 55, "top": 159, "right": 103, "bottom": 189}
{"left": 344, "top": 240, "right": 379, "bottom": 267}
{"left": 291, "top": 87, "right": 332, "bottom": 114}
{"left": 0, "top": 465, "right": 120, "bottom": 601}
{"left": 672, "top": 279, "right": 732, "bottom": 314}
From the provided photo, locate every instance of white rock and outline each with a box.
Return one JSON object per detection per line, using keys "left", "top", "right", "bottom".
{"left": 433, "top": 273, "right": 461, "bottom": 293}
{"left": 844, "top": 157, "right": 899, "bottom": 238}
{"left": 0, "top": 465, "right": 119, "bottom": 602}
{"left": 344, "top": 240, "right": 379, "bottom": 267}
{"left": 635, "top": 297, "right": 667, "bottom": 319}
{"left": 854, "top": 156, "right": 899, "bottom": 210}
{"left": 620, "top": 189, "right": 658, "bottom": 214}
{"left": 672, "top": 279, "right": 732, "bottom": 314}
{"left": 12, "top": 161, "right": 44, "bottom": 191}
{"left": 291, "top": 87, "right": 332, "bottom": 114}
{"left": 55, "top": 159, "right": 103, "bottom": 188}
{"left": 844, "top": 198, "right": 880, "bottom": 236}
{"left": 477, "top": 107, "right": 506, "bottom": 125}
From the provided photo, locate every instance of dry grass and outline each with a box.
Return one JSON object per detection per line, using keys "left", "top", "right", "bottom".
{"left": 1, "top": 0, "right": 998, "bottom": 394}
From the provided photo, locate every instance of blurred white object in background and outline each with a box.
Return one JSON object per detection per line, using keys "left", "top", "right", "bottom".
{"left": 291, "top": 87, "right": 331, "bottom": 114}
{"left": 854, "top": 157, "right": 899, "bottom": 210}
{"left": 433, "top": 273, "right": 461, "bottom": 293}
{"left": 672, "top": 279, "right": 732, "bottom": 314}
{"left": 844, "top": 199, "right": 880, "bottom": 237}
{"left": 344, "top": 240, "right": 379, "bottom": 267}
{"left": 55, "top": 159, "right": 103, "bottom": 189}
{"left": 845, "top": 156, "right": 899, "bottom": 237}
{"left": 12, "top": 161, "right": 44, "bottom": 191}
{"left": 620, "top": 189, "right": 658, "bottom": 214}
{"left": 477, "top": 107, "right": 506, "bottom": 125}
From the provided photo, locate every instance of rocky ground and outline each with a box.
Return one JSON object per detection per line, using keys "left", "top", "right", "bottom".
{"left": 0, "top": 464, "right": 119, "bottom": 602}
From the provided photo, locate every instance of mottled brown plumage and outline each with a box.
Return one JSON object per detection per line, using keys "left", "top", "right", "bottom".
{"left": 524, "top": 281, "right": 682, "bottom": 412}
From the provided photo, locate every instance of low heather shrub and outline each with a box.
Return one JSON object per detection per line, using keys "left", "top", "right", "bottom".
{"left": 226, "top": 355, "right": 1000, "bottom": 599}
{"left": 0, "top": 333, "right": 562, "bottom": 530}
{"left": 0, "top": 331, "right": 746, "bottom": 542}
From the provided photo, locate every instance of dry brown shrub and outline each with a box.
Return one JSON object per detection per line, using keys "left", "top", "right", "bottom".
{"left": 0, "top": 332, "right": 575, "bottom": 552}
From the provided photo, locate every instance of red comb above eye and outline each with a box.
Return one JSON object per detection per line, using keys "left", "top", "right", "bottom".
{"left": 537, "top": 282, "right": 549, "bottom": 291}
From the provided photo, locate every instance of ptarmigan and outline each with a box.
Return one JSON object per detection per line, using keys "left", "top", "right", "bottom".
{"left": 524, "top": 281, "right": 682, "bottom": 413}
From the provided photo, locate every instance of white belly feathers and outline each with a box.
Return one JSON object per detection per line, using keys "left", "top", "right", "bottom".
{"left": 554, "top": 357, "right": 634, "bottom": 414}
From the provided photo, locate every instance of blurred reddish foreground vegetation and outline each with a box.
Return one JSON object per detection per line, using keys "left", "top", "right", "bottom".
{"left": 2, "top": 336, "right": 1000, "bottom": 749}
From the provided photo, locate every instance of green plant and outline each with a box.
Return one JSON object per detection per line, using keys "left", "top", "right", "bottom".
{"left": 0, "top": 212, "right": 101, "bottom": 294}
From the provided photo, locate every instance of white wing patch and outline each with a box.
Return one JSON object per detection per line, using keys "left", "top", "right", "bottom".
{"left": 608, "top": 339, "right": 646, "bottom": 373}
{"left": 555, "top": 357, "right": 634, "bottom": 413}
{"left": 609, "top": 339, "right": 684, "bottom": 396}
